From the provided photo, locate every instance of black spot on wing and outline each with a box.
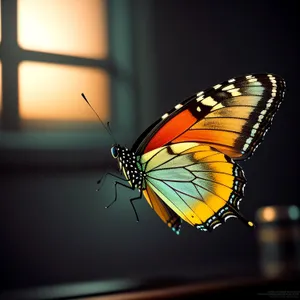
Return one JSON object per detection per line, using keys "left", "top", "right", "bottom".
{"left": 188, "top": 98, "right": 212, "bottom": 119}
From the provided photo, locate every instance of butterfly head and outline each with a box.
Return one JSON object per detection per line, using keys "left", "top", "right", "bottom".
{"left": 111, "top": 144, "right": 120, "bottom": 158}
{"left": 111, "top": 144, "right": 123, "bottom": 173}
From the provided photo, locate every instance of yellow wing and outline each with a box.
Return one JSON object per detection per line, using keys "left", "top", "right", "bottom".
{"left": 139, "top": 142, "right": 253, "bottom": 231}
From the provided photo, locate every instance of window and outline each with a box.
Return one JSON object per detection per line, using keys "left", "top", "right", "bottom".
{"left": 0, "top": 0, "right": 136, "bottom": 167}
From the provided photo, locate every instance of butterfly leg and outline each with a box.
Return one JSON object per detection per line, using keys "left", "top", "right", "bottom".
{"left": 106, "top": 181, "right": 142, "bottom": 222}
{"left": 105, "top": 181, "right": 135, "bottom": 210}
{"left": 96, "top": 172, "right": 128, "bottom": 192}
{"left": 129, "top": 190, "right": 143, "bottom": 222}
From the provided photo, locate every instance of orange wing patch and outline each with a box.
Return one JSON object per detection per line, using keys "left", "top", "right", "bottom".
{"left": 143, "top": 185, "right": 182, "bottom": 234}
{"left": 191, "top": 118, "right": 247, "bottom": 132}
{"left": 144, "top": 110, "right": 197, "bottom": 153}
{"left": 172, "top": 130, "right": 240, "bottom": 157}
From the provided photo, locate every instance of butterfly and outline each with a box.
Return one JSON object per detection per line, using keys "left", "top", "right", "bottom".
{"left": 83, "top": 73, "right": 286, "bottom": 235}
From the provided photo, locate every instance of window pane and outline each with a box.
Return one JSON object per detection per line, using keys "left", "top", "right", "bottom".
{"left": 17, "top": 0, "right": 107, "bottom": 59}
{"left": 19, "top": 62, "right": 109, "bottom": 122}
{"left": 0, "top": 0, "right": 2, "bottom": 43}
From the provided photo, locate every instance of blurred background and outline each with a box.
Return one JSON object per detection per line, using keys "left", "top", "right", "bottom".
{"left": 0, "top": 0, "right": 299, "bottom": 297}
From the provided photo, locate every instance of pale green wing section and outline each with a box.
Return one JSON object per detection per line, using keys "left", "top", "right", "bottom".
{"left": 139, "top": 142, "right": 252, "bottom": 231}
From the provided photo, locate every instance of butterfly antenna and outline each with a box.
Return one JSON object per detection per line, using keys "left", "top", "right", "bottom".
{"left": 81, "top": 93, "right": 116, "bottom": 143}
{"left": 107, "top": 121, "right": 114, "bottom": 136}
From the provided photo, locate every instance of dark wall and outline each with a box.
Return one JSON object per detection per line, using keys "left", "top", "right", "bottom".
{"left": 151, "top": 0, "right": 299, "bottom": 206}
{"left": 151, "top": 0, "right": 299, "bottom": 208}
{"left": 1, "top": 0, "right": 299, "bottom": 291}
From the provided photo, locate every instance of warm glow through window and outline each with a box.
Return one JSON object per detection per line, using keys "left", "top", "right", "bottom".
{"left": 0, "top": 0, "right": 2, "bottom": 43}
{"left": 17, "top": 0, "right": 108, "bottom": 59}
{"left": 19, "top": 61, "right": 109, "bottom": 122}
{"left": 1, "top": 0, "right": 133, "bottom": 163}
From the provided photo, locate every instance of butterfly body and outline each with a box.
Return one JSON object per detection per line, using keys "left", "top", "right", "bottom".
{"left": 106, "top": 73, "right": 286, "bottom": 234}
{"left": 111, "top": 145, "right": 144, "bottom": 190}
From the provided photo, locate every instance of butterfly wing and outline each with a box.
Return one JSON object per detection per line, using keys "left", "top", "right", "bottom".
{"left": 139, "top": 142, "right": 249, "bottom": 231}
{"left": 132, "top": 74, "right": 286, "bottom": 160}
{"left": 143, "top": 186, "right": 182, "bottom": 234}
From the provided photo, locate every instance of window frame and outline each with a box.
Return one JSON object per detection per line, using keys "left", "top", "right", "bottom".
{"left": 0, "top": 0, "right": 141, "bottom": 169}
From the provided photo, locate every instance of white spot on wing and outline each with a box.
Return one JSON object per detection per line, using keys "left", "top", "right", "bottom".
{"left": 228, "top": 78, "right": 235, "bottom": 83}
{"left": 258, "top": 114, "right": 264, "bottom": 122}
{"left": 201, "top": 96, "right": 218, "bottom": 106}
{"left": 175, "top": 103, "right": 183, "bottom": 110}
{"left": 213, "top": 84, "right": 222, "bottom": 90}
{"left": 161, "top": 113, "right": 169, "bottom": 120}
{"left": 222, "top": 84, "right": 235, "bottom": 91}
{"left": 196, "top": 106, "right": 201, "bottom": 112}
{"left": 212, "top": 223, "right": 222, "bottom": 229}
{"left": 229, "top": 88, "right": 242, "bottom": 96}
{"left": 251, "top": 128, "right": 257, "bottom": 137}
{"left": 243, "top": 143, "right": 249, "bottom": 151}
{"left": 248, "top": 78, "right": 258, "bottom": 83}
{"left": 224, "top": 215, "right": 237, "bottom": 222}
{"left": 211, "top": 102, "right": 224, "bottom": 111}
{"left": 196, "top": 95, "right": 204, "bottom": 102}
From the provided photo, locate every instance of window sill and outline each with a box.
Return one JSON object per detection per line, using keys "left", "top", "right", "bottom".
{"left": 0, "top": 130, "right": 129, "bottom": 170}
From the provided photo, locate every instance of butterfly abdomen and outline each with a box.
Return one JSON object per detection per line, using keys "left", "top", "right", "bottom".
{"left": 118, "top": 146, "right": 144, "bottom": 189}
